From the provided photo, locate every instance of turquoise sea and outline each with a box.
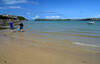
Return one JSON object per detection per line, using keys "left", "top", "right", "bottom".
{"left": 23, "top": 21, "right": 100, "bottom": 51}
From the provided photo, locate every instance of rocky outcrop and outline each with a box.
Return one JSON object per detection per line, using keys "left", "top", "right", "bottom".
{"left": 0, "top": 15, "right": 27, "bottom": 29}
{"left": 0, "top": 15, "right": 27, "bottom": 26}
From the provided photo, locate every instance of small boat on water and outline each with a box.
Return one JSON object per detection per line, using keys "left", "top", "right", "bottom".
{"left": 88, "top": 21, "right": 95, "bottom": 24}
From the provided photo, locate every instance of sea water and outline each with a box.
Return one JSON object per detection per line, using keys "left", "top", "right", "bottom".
{"left": 23, "top": 20, "right": 100, "bottom": 51}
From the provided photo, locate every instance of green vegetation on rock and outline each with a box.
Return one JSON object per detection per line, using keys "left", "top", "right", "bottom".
{"left": 34, "top": 18, "right": 100, "bottom": 21}
{"left": 17, "top": 16, "right": 27, "bottom": 21}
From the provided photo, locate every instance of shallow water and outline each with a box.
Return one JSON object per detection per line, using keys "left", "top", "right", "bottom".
{"left": 22, "top": 20, "right": 100, "bottom": 51}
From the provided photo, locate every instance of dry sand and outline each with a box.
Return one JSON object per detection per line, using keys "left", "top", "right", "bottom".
{"left": 0, "top": 29, "right": 100, "bottom": 64}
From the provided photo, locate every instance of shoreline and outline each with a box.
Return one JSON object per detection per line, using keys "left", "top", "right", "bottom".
{"left": 0, "top": 29, "right": 100, "bottom": 64}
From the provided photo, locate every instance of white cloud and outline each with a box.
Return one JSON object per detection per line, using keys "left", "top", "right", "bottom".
{"left": 1, "top": 0, "right": 39, "bottom": 5}
{"left": 95, "top": 15, "right": 100, "bottom": 18}
{"left": 8, "top": 6, "right": 22, "bottom": 8}
{"left": 1, "top": 0, "right": 27, "bottom": 4}
{"left": 55, "top": 16, "right": 60, "bottom": 18}
{"left": 0, "top": 6, "right": 24, "bottom": 9}
{"left": 33, "top": 15, "right": 40, "bottom": 19}
{"left": 45, "top": 16, "right": 61, "bottom": 19}
{"left": 26, "top": 12, "right": 31, "bottom": 15}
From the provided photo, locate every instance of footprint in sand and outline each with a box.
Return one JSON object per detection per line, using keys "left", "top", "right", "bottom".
{"left": 4, "top": 60, "right": 7, "bottom": 64}
{"left": 82, "top": 60, "right": 87, "bottom": 64}
{"left": 0, "top": 59, "right": 7, "bottom": 64}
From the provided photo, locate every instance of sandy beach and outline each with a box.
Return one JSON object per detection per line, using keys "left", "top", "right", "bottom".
{"left": 0, "top": 29, "right": 100, "bottom": 64}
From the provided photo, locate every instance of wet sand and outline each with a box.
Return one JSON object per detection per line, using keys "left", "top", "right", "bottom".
{"left": 0, "top": 29, "right": 100, "bottom": 64}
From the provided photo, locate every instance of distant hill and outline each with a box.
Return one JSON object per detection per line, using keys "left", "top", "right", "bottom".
{"left": 34, "top": 18, "right": 100, "bottom": 21}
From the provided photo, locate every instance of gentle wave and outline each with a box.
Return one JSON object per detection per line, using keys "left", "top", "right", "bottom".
{"left": 74, "top": 42, "right": 100, "bottom": 47}
{"left": 41, "top": 32, "right": 100, "bottom": 38}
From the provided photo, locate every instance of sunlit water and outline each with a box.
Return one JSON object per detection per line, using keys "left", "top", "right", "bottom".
{"left": 22, "top": 20, "right": 100, "bottom": 51}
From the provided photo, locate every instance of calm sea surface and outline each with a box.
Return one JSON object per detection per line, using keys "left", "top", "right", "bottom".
{"left": 23, "top": 20, "right": 100, "bottom": 50}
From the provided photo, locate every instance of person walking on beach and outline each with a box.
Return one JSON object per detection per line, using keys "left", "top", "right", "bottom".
{"left": 19, "top": 23, "right": 24, "bottom": 32}
{"left": 9, "top": 21, "right": 14, "bottom": 29}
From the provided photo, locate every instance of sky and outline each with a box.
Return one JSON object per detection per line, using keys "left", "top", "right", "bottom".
{"left": 0, "top": 0, "right": 100, "bottom": 19}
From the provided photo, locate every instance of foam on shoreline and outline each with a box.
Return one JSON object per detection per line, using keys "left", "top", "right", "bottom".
{"left": 74, "top": 42, "right": 100, "bottom": 47}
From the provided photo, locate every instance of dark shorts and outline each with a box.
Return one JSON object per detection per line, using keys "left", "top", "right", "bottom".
{"left": 10, "top": 25, "right": 13, "bottom": 28}
{"left": 20, "top": 26, "right": 23, "bottom": 29}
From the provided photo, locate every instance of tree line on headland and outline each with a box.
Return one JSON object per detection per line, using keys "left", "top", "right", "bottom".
{"left": 0, "top": 15, "right": 27, "bottom": 21}
{"left": 34, "top": 18, "right": 100, "bottom": 21}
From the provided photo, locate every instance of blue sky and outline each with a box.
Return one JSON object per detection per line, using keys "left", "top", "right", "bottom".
{"left": 0, "top": 0, "right": 100, "bottom": 19}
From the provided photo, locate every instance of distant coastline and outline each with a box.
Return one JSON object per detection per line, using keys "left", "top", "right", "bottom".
{"left": 34, "top": 18, "right": 100, "bottom": 21}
